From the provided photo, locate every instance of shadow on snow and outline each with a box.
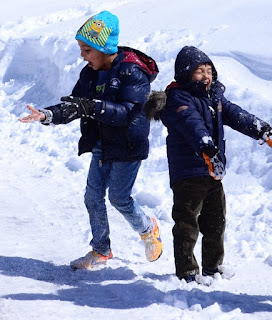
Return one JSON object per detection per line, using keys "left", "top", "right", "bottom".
{"left": 0, "top": 255, "right": 272, "bottom": 313}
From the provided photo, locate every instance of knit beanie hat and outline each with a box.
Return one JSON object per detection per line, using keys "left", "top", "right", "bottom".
{"left": 75, "top": 11, "right": 119, "bottom": 55}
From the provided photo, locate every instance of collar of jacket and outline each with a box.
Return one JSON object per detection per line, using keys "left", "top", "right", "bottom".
{"left": 166, "top": 80, "right": 225, "bottom": 101}
{"left": 166, "top": 80, "right": 208, "bottom": 98}
{"left": 209, "top": 81, "right": 226, "bottom": 106}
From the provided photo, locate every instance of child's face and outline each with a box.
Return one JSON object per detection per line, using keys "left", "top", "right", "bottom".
{"left": 191, "top": 63, "right": 213, "bottom": 90}
{"left": 78, "top": 40, "right": 112, "bottom": 70}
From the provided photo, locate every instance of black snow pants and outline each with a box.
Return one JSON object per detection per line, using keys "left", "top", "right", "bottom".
{"left": 171, "top": 176, "right": 226, "bottom": 279}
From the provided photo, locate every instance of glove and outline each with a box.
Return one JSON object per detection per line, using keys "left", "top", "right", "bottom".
{"left": 60, "top": 96, "right": 96, "bottom": 123}
{"left": 200, "top": 139, "right": 219, "bottom": 158}
{"left": 203, "top": 153, "right": 226, "bottom": 180}
{"left": 259, "top": 128, "right": 272, "bottom": 147}
{"left": 200, "top": 138, "right": 225, "bottom": 180}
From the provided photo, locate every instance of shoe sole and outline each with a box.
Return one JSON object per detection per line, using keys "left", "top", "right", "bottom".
{"left": 70, "top": 259, "right": 110, "bottom": 270}
{"left": 70, "top": 252, "right": 113, "bottom": 270}
{"left": 149, "top": 249, "right": 163, "bottom": 262}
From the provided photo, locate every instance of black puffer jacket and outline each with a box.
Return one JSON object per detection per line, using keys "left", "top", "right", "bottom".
{"left": 47, "top": 47, "right": 158, "bottom": 162}
{"left": 161, "top": 46, "right": 270, "bottom": 186}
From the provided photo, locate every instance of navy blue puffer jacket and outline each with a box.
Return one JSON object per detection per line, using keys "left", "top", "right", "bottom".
{"left": 47, "top": 47, "right": 158, "bottom": 162}
{"left": 161, "top": 46, "right": 270, "bottom": 186}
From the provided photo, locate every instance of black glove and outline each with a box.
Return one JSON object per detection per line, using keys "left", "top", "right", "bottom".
{"left": 200, "top": 139, "right": 218, "bottom": 158}
{"left": 60, "top": 96, "right": 96, "bottom": 123}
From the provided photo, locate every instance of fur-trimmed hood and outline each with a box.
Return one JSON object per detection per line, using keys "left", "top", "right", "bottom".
{"left": 144, "top": 90, "right": 167, "bottom": 121}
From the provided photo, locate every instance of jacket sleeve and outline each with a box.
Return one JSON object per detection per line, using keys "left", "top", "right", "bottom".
{"left": 44, "top": 66, "right": 150, "bottom": 126}
{"left": 221, "top": 96, "right": 270, "bottom": 139}
{"left": 92, "top": 66, "right": 150, "bottom": 127}
{"left": 161, "top": 90, "right": 212, "bottom": 155}
{"left": 44, "top": 71, "right": 85, "bottom": 125}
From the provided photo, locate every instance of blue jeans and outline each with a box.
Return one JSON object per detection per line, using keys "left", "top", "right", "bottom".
{"left": 84, "top": 142, "right": 152, "bottom": 255}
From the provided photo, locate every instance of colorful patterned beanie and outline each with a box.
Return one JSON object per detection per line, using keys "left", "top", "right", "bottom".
{"left": 75, "top": 11, "right": 119, "bottom": 55}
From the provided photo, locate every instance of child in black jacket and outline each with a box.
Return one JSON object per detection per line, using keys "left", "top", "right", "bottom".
{"left": 159, "top": 46, "right": 272, "bottom": 283}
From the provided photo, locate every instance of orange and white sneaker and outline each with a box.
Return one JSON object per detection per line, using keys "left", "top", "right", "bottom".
{"left": 70, "top": 250, "right": 113, "bottom": 270}
{"left": 140, "top": 218, "right": 163, "bottom": 262}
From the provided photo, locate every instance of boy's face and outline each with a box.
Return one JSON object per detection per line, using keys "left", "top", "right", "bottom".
{"left": 78, "top": 40, "right": 110, "bottom": 70}
{"left": 191, "top": 63, "right": 213, "bottom": 90}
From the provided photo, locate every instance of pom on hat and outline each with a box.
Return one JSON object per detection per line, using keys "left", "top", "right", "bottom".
{"left": 75, "top": 11, "right": 119, "bottom": 55}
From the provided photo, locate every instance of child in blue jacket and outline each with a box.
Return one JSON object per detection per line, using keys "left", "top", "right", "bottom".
{"left": 20, "top": 11, "right": 162, "bottom": 269}
{"left": 160, "top": 46, "right": 272, "bottom": 283}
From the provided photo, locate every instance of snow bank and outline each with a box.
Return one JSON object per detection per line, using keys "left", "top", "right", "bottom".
{"left": 1, "top": 0, "right": 272, "bottom": 319}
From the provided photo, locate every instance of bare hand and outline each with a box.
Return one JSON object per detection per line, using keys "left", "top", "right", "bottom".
{"left": 19, "top": 105, "right": 46, "bottom": 123}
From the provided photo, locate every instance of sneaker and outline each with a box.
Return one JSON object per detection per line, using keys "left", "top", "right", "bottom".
{"left": 183, "top": 275, "right": 196, "bottom": 283}
{"left": 70, "top": 250, "right": 113, "bottom": 270}
{"left": 202, "top": 265, "right": 235, "bottom": 280}
{"left": 140, "top": 218, "right": 163, "bottom": 262}
{"left": 181, "top": 274, "right": 214, "bottom": 286}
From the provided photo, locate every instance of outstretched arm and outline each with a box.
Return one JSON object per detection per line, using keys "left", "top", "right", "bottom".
{"left": 222, "top": 96, "right": 270, "bottom": 140}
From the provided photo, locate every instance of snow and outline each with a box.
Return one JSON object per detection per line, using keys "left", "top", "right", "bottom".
{"left": 1, "top": 0, "right": 272, "bottom": 319}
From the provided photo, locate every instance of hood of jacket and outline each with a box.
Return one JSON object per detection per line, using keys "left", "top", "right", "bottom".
{"left": 118, "top": 46, "right": 159, "bottom": 83}
{"left": 174, "top": 46, "right": 217, "bottom": 86}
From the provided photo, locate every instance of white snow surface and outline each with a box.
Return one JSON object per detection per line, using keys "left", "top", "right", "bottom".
{"left": 1, "top": 0, "right": 272, "bottom": 319}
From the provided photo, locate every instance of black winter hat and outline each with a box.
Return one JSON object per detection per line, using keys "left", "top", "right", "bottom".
{"left": 174, "top": 46, "right": 218, "bottom": 85}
